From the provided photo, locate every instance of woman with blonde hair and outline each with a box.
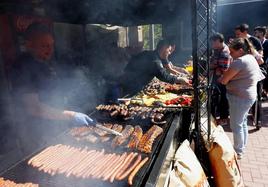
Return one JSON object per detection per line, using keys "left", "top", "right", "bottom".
{"left": 218, "top": 38, "right": 265, "bottom": 159}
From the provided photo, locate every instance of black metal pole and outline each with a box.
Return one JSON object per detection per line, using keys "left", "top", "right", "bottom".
{"left": 191, "top": 0, "right": 201, "bottom": 158}
{"left": 206, "top": 0, "right": 211, "bottom": 145}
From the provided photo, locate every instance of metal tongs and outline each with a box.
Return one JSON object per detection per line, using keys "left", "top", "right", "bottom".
{"left": 95, "top": 124, "right": 123, "bottom": 136}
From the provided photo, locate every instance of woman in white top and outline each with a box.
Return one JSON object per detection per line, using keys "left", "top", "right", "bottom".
{"left": 219, "top": 38, "right": 265, "bottom": 159}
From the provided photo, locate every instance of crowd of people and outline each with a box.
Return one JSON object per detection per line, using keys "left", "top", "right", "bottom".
{"left": 210, "top": 23, "right": 268, "bottom": 159}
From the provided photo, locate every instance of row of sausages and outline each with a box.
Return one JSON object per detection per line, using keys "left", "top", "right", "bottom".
{"left": 0, "top": 177, "right": 38, "bottom": 187}
{"left": 28, "top": 144, "right": 148, "bottom": 185}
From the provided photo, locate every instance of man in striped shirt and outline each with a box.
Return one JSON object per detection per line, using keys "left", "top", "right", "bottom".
{"left": 210, "top": 33, "right": 232, "bottom": 125}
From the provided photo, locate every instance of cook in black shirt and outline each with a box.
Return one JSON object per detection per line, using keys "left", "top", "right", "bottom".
{"left": 10, "top": 24, "right": 94, "bottom": 152}
{"left": 120, "top": 39, "right": 190, "bottom": 95}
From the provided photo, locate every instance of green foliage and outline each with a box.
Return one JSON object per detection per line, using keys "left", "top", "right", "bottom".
{"left": 142, "top": 24, "right": 162, "bottom": 50}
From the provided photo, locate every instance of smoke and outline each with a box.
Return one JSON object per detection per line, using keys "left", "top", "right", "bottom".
{"left": 0, "top": 0, "right": 190, "bottom": 183}
{"left": 0, "top": 7, "right": 130, "bottom": 175}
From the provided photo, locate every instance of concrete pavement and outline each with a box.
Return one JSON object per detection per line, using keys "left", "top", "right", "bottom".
{"left": 224, "top": 101, "right": 268, "bottom": 187}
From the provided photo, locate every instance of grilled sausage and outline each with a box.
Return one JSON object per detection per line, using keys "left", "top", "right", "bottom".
{"left": 100, "top": 154, "right": 121, "bottom": 179}
{"left": 128, "top": 157, "right": 149, "bottom": 185}
{"left": 109, "top": 152, "right": 136, "bottom": 182}
{"left": 59, "top": 148, "right": 88, "bottom": 175}
{"left": 75, "top": 151, "right": 100, "bottom": 177}
{"left": 117, "top": 154, "right": 142, "bottom": 180}
{"left": 66, "top": 150, "right": 95, "bottom": 177}
{"left": 103, "top": 153, "right": 127, "bottom": 181}
{"left": 94, "top": 153, "right": 116, "bottom": 178}
{"left": 82, "top": 150, "right": 106, "bottom": 178}
{"left": 115, "top": 153, "right": 137, "bottom": 180}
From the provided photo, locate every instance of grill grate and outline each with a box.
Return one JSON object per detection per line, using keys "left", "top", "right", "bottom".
{"left": 1, "top": 114, "right": 176, "bottom": 187}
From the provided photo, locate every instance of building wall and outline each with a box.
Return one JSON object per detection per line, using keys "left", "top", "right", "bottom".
{"left": 217, "top": 0, "right": 268, "bottom": 40}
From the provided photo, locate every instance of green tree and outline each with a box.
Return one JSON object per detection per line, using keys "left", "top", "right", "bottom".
{"left": 142, "top": 24, "right": 162, "bottom": 50}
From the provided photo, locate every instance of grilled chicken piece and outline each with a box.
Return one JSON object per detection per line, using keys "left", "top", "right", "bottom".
{"left": 99, "top": 124, "right": 123, "bottom": 142}
{"left": 138, "top": 125, "right": 163, "bottom": 153}
{"left": 94, "top": 126, "right": 112, "bottom": 137}
{"left": 83, "top": 134, "right": 98, "bottom": 143}
{"left": 70, "top": 127, "right": 93, "bottom": 137}
{"left": 112, "top": 125, "right": 134, "bottom": 147}
{"left": 112, "top": 124, "right": 123, "bottom": 133}
{"left": 127, "top": 126, "right": 143, "bottom": 149}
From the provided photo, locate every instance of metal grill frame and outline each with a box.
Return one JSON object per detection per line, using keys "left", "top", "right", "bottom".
{"left": 191, "top": 0, "right": 217, "bottom": 159}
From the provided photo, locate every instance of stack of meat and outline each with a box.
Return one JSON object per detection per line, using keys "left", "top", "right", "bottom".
{"left": 70, "top": 124, "right": 163, "bottom": 154}
{"left": 164, "top": 84, "right": 193, "bottom": 93}
{"left": 138, "top": 125, "right": 163, "bottom": 153}
{"left": 141, "top": 78, "right": 166, "bottom": 95}
{"left": 28, "top": 144, "right": 148, "bottom": 185}
{"left": 0, "top": 177, "right": 38, "bottom": 187}
{"left": 96, "top": 104, "right": 166, "bottom": 122}
{"left": 141, "top": 77, "right": 193, "bottom": 95}
{"left": 70, "top": 123, "right": 124, "bottom": 144}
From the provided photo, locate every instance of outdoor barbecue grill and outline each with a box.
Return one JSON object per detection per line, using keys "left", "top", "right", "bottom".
{"left": 0, "top": 107, "right": 191, "bottom": 187}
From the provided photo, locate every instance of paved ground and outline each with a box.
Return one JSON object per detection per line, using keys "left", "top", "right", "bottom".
{"left": 224, "top": 101, "right": 268, "bottom": 187}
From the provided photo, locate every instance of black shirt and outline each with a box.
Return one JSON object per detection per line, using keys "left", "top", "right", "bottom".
{"left": 121, "top": 50, "right": 178, "bottom": 94}
{"left": 11, "top": 53, "right": 62, "bottom": 108}
{"left": 262, "top": 39, "right": 268, "bottom": 63}
{"left": 10, "top": 53, "right": 68, "bottom": 153}
{"left": 249, "top": 36, "right": 263, "bottom": 52}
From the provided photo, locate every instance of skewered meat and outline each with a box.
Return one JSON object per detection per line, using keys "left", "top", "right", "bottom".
{"left": 112, "top": 125, "right": 134, "bottom": 147}
{"left": 128, "top": 126, "right": 143, "bottom": 149}
{"left": 138, "top": 125, "right": 163, "bottom": 153}
{"left": 128, "top": 157, "right": 149, "bottom": 185}
{"left": 0, "top": 178, "right": 39, "bottom": 187}
{"left": 111, "top": 110, "right": 119, "bottom": 116}
{"left": 96, "top": 104, "right": 168, "bottom": 122}
{"left": 28, "top": 144, "right": 145, "bottom": 182}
